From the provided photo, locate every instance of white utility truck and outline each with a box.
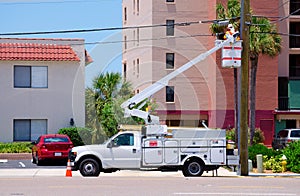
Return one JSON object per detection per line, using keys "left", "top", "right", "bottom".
{"left": 69, "top": 33, "right": 240, "bottom": 177}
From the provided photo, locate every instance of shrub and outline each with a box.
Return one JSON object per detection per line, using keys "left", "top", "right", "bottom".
{"left": 248, "top": 144, "right": 280, "bottom": 168}
{"left": 226, "top": 128, "right": 265, "bottom": 145}
{"left": 226, "top": 129, "right": 235, "bottom": 141}
{"left": 58, "top": 127, "right": 93, "bottom": 146}
{"left": 263, "top": 155, "right": 282, "bottom": 173}
{"left": 252, "top": 128, "right": 265, "bottom": 144}
{"left": 0, "top": 142, "right": 32, "bottom": 153}
{"left": 282, "top": 141, "right": 300, "bottom": 173}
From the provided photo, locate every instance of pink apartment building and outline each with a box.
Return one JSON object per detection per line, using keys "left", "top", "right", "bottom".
{"left": 122, "top": 0, "right": 297, "bottom": 146}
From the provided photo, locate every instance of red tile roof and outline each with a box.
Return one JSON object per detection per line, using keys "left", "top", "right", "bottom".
{"left": 0, "top": 43, "right": 80, "bottom": 62}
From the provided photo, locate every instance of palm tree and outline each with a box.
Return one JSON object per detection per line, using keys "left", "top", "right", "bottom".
{"left": 249, "top": 17, "right": 281, "bottom": 145}
{"left": 88, "top": 72, "right": 157, "bottom": 139}
{"left": 91, "top": 72, "right": 123, "bottom": 138}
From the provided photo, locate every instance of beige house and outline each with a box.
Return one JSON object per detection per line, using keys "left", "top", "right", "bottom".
{"left": 0, "top": 38, "right": 91, "bottom": 142}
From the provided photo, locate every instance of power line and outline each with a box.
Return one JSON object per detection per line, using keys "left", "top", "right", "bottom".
{"left": 0, "top": 0, "right": 113, "bottom": 5}
{"left": 0, "top": 18, "right": 234, "bottom": 36}
{"left": 0, "top": 33, "right": 214, "bottom": 47}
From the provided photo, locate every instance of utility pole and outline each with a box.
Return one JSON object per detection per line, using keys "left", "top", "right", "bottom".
{"left": 239, "top": 0, "right": 250, "bottom": 176}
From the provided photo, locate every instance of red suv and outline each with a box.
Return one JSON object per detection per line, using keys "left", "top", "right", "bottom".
{"left": 32, "top": 134, "right": 73, "bottom": 165}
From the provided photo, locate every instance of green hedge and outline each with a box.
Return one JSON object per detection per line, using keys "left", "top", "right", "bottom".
{"left": 58, "top": 127, "right": 93, "bottom": 146}
{"left": 248, "top": 144, "right": 280, "bottom": 168}
{"left": 282, "top": 141, "right": 300, "bottom": 173}
{"left": 0, "top": 142, "right": 32, "bottom": 153}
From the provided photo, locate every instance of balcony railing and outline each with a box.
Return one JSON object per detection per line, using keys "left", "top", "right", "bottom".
{"left": 278, "top": 97, "right": 289, "bottom": 110}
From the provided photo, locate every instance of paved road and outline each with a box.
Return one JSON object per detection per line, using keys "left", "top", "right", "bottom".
{"left": 0, "top": 174, "right": 299, "bottom": 196}
{"left": 0, "top": 159, "right": 65, "bottom": 169}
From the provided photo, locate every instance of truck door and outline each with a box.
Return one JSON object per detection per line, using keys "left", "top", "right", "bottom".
{"left": 104, "top": 133, "right": 140, "bottom": 168}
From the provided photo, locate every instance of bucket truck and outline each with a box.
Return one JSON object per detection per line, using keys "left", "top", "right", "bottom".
{"left": 68, "top": 33, "right": 240, "bottom": 177}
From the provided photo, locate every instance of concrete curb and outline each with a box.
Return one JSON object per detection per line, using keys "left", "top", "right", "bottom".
{"left": 0, "top": 153, "right": 31, "bottom": 160}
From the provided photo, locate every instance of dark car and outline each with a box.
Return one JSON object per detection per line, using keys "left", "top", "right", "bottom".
{"left": 272, "top": 129, "right": 300, "bottom": 150}
{"left": 32, "top": 134, "right": 73, "bottom": 165}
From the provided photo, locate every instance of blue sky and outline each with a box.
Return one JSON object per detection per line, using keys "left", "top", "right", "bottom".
{"left": 0, "top": 0, "right": 123, "bottom": 87}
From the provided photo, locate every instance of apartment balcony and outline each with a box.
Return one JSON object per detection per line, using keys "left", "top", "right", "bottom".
{"left": 278, "top": 97, "right": 290, "bottom": 110}
{"left": 290, "top": 0, "right": 300, "bottom": 15}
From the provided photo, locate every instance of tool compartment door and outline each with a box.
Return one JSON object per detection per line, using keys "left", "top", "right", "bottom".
{"left": 164, "top": 140, "right": 179, "bottom": 164}
{"left": 142, "top": 139, "right": 163, "bottom": 164}
{"left": 210, "top": 140, "right": 225, "bottom": 163}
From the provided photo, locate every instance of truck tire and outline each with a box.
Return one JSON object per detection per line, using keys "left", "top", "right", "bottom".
{"left": 182, "top": 159, "right": 204, "bottom": 177}
{"left": 79, "top": 158, "right": 101, "bottom": 177}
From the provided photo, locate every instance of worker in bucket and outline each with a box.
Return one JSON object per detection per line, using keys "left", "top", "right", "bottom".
{"left": 224, "top": 24, "right": 240, "bottom": 41}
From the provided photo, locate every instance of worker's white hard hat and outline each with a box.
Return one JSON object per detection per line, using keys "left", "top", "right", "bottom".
{"left": 227, "top": 24, "right": 233, "bottom": 29}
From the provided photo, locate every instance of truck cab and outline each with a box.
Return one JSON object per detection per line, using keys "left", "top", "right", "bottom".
{"left": 69, "top": 131, "right": 142, "bottom": 176}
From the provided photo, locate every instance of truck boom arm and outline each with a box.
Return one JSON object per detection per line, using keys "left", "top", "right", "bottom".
{"left": 121, "top": 34, "right": 239, "bottom": 124}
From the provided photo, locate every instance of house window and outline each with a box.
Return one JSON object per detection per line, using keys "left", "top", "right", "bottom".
{"left": 136, "top": 58, "right": 140, "bottom": 78}
{"left": 166, "top": 20, "right": 175, "bottom": 36}
{"left": 133, "top": 0, "right": 135, "bottom": 14}
{"left": 166, "top": 0, "right": 175, "bottom": 2}
{"left": 166, "top": 86, "right": 174, "bottom": 102}
{"left": 166, "top": 53, "right": 175, "bottom": 69}
{"left": 137, "top": 28, "right": 140, "bottom": 46}
{"left": 124, "top": 7, "right": 127, "bottom": 22}
{"left": 289, "top": 54, "right": 300, "bottom": 78}
{"left": 123, "top": 63, "right": 127, "bottom": 81}
{"left": 14, "top": 66, "right": 48, "bottom": 88}
{"left": 133, "top": 30, "right": 136, "bottom": 46}
{"left": 14, "top": 119, "right": 47, "bottom": 141}
{"left": 137, "top": 0, "right": 139, "bottom": 15}
{"left": 133, "top": 60, "right": 136, "bottom": 75}
{"left": 124, "top": 35, "right": 127, "bottom": 51}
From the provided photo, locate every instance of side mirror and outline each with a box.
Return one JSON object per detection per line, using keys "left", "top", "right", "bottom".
{"left": 107, "top": 141, "right": 113, "bottom": 148}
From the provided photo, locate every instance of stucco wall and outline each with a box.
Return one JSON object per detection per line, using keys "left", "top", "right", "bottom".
{"left": 0, "top": 38, "right": 85, "bottom": 142}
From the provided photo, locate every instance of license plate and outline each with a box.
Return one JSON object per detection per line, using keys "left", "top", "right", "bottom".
{"left": 54, "top": 152, "right": 62, "bottom": 156}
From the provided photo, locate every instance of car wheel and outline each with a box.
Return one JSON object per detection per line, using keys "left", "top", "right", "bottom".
{"left": 182, "top": 159, "right": 204, "bottom": 177}
{"left": 79, "top": 158, "right": 101, "bottom": 177}
{"left": 36, "top": 153, "right": 43, "bottom": 166}
{"left": 32, "top": 153, "right": 36, "bottom": 164}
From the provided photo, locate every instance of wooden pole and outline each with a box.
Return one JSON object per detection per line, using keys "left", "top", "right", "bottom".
{"left": 239, "top": 0, "right": 250, "bottom": 176}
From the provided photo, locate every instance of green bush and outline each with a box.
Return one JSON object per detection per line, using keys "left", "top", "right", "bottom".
{"left": 0, "top": 142, "right": 32, "bottom": 153}
{"left": 263, "top": 155, "right": 282, "bottom": 173}
{"left": 248, "top": 144, "right": 280, "bottom": 168}
{"left": 226, "top": 129, "right": 235, "bottom": 141}
{"left": 226, "top": 128, "right": 265, "bottom": 145}
{"left": 58, "top": 127, "right": 93, "bottom": 146}
{"left": 282, "top": 141, "right": 300, "bottom": 173}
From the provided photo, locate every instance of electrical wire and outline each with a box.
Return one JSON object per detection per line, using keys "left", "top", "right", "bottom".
{"left": 0, "top": 33, "right": 215, "bottom": 47}
{"left": 0, "top": 0, "right": 113, "bottom": 5}
{"left": 0, "top": 17, "right": 235, "bottom": 36}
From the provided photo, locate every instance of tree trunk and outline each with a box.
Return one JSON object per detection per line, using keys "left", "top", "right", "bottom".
{"left": 249, "top": 56, "right": 258, "bottom": 145}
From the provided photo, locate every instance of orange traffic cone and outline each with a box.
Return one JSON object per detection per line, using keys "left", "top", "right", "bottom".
{"left": 66, "top": 159, "right": 72, "bottom": 177}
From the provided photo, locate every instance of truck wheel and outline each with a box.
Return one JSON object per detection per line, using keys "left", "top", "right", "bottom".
{"left": 79, "top": 158, "right": 101, "bottom": 177}
{"left": 182, "top": 159, "right": 204, "bottom": 177}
